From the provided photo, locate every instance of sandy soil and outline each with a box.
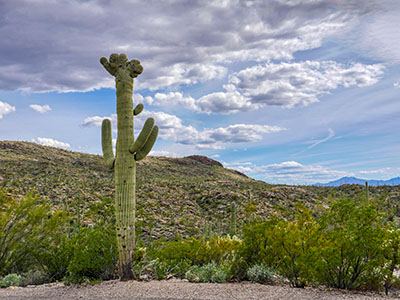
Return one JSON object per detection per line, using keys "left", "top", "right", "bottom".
{"left": 0, "top": 279, "right": 397, "bottom": 300}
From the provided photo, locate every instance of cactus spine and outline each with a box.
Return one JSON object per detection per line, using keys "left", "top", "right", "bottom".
{"left": 100, "top": 53, "right": 158, "bottom": 280}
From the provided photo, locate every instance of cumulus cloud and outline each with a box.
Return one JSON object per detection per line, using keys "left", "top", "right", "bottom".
{"left": 149, "top": 150, "right": 180, "bottom": 157}
{"left": 197, "top": 86, "right": 254, "bottom": 114}
{"left": 29, "top": 104, "right": 51, "bottom": 113}
{"left": 139, "top": 92, "right": 198, "bottom": 111}
{"left": 81, "top": 114, "right": 117, "bottom": 127}
{"left": 0, "top": 101, "right": 16, "bottom": 119}
{"left": 225, "top": 160, "right": 351, "bottom": 184}
{"left": 0, "top": 0, "right": 373, "bottom": 92}
{"left": 32, "top": 137, "right": 70, "bottom": 149}
{"left": 82, "top": 111, "right": 285, "bottom": 149}
{"left": 196, "top": 61, "right": 384, "bottom": 114}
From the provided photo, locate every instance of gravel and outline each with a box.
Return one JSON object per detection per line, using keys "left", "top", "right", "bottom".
{"left": 0, "top": 280, "right": 396, "bottom": 300}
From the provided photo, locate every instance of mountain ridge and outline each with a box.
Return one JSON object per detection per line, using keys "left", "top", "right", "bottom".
{"left": 314, "top": 176, "right": 400, "bottom": 187}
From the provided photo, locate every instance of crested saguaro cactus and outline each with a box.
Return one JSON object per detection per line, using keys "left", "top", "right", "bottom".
{"left": 100, "top": 53, "right": 158, "bottom": 280}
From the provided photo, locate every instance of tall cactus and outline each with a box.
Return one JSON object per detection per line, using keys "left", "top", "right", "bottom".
{"left": 100, "top": 53, "right": 158, "bottom": 280}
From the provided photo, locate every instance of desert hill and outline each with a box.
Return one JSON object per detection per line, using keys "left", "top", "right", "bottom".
{"left": 1, "top": 141, "right": 399, "bottom": 240}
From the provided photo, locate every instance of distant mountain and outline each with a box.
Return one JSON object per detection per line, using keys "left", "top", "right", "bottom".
{"left": 315, "top": 176, "right": 400, "bottom": 187}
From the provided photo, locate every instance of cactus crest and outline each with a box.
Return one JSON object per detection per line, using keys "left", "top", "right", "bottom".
{"left": 100, "top": 53, "right": 158, "bottom": 281}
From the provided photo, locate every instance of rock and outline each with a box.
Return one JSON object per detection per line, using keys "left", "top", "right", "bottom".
{"left": 140, "top": 274, "right": 151, "bottom": 281}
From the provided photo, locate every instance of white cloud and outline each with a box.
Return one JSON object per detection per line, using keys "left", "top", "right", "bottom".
{"left": 138, "top": 63, "right": 227, "bottom": 91}
{"left": 81, "top": 114, "right": 117, "bottom": 127}
{"left": 394, "top": 81, "right": 400, "bottom": 88}
{"left": 29, "top": 104, "right": 51, "bottom": 114}
{"left": 225, "top": 160, "right": 351, "bottom": 184}
{"left": 0, "top": 101, "right": 15, "bottom": 119}
{"left": 32, "top": 137, "right": 70, "bottom": 149}
{"left": 205, "top": 124, "right": 285, "bottom": 143}
{"left": 308, "top": 128, "right": 335, "bottom": 149}
{"left": 149, "top": 150, "right": 180, "bottom": 157}
{"left": 82, "top": 111, "right": 285, "bottom": 149}
{"left": 195, "top": 61, "right": 384, "bottom": 114}
{"left": 196, "top": 87, "right": 254, "bottom": 114}
{"left": 137, "top": 111, "right": 286, "bottom": 149}
{"left": 0, "top": 0, "right": 370, "bottom": 92}
{"left": 140, "top": 92, "right": 198, "bottom": 111}
{"left": 359, "top": 1, "right": 400, "bottom": 64}
{"left": 358, "top": 167, "right": 392, "bottom": 175}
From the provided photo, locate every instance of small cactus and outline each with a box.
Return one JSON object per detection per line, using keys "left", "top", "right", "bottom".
{"left": 230, "top": 201, "right": 237, "bottom": 236}
{"left": 100, "top": 53, "right": 158, "bottom": 280}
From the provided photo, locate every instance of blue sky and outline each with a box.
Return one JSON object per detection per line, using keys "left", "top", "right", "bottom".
{"left": 0, "top": 0, "right": 399, "bottom": 185}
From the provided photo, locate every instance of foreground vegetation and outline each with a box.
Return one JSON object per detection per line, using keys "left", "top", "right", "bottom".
{"left": 1, "top": 141, "right": 400, "bottom": 295}
{"left": 1, "top": 188, "right": 399, "bottom": 295}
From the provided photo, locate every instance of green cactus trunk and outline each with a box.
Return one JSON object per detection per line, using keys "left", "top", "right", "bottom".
{"left": 115, "top": 77, "right": 136, "bottom": 280}
{"left": 100, "top": 53, "right": 158, "bottom": 281}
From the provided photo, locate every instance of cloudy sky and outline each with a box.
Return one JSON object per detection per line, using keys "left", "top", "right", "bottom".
{"left": 0, "top": 0, "right": 399, "bottom": 185}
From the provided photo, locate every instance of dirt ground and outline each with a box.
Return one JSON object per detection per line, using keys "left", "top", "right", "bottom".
{"left": 0, "top": 279, "right": 397, "bottom": 300}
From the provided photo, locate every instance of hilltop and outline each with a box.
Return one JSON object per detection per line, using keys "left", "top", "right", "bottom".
{"left": 1, "top": 141, "right": 400, "bottom": 240}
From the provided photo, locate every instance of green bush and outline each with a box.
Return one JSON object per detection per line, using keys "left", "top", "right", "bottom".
{"left": 315, "top": 199, "right": 393, "bottom": 290}
{"left": 268, "top": 206, "right": 321, "bottom": 288}
{"left": 210, "top": 268, "right": 229, "bottom": 283}
{"left": 144, "top": 259, "right": 170, "bottom": 280}
{"left": 0, "top": 189, "right": 69, "bottom": 276}
{"left": 32, "top": 230, "right": 74, "bottom": 282}
{"left": 147, "top": 235, "right": 241, "bottom": 280}
{"left": 185, "top": 262, "right": 228, "bottom": 283}
{"left": 150, "top": 237, "right": 210, "bottom": 266}
{"left": 247, "top": 264, "right": 275, "bottom": 284}
{"left": 66, "top": 225, "right": 117, "bottom": 283}
{"left": 239, "top": 205, "right": 320, "bottom": 287}
{"left": 0, "top": 274, "right": 22, "bottom": 288}
{"left": 239, "top": 198, "right": 400, "bottom": 292}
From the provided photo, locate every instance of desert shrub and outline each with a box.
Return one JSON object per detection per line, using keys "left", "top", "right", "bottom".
{"left": 315, "top": 198, "right": 394, "bottom": 291}
{"left": 65, "top": 225, "right": 117, "bottom": 283}
{"left": 0, "top": 274, "right": 22, "bottom": 288}
{"left": 32, "top": 227, "right": 73, "bottom": 281}
{"left": 239, "top": 205, "right": 321, "bottom": 287}
{"left": 185, "top": 262, "right": 228, "bottom": 283}
{"left": 144, "top": 259, "right": 170, "bottom": 280}
{"left": 210, "top": 268, "right": 229, "bottom": 283}
{"left": 150, "top": 237, "right": 210, "bottom": 266}
{"left": 268, "top": 206, "right": 321, "bottom": 288}
{"left": 147, "top": 235, "right": 242, "bottom": 280}
{"left": 0, "top": 189, "right": 69, "bottom": 276}
{"left": 207, "top": 235, "right": 242, "bottom": 264}
{"left": 20, "top": 270, "right": 49, "bottom": 286}
{"left": 247, "top": 264, "right": 275, "bottom": 284}
{"left": 381, "top": 227, "right": 400, "bottom": 295}
{"left": 239, "top": 219, "right": 276, "bottom": 266}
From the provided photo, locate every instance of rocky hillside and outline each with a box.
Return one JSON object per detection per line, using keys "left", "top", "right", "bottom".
{"left": 1, "top": 141, "right": 399, "bottom": 240}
